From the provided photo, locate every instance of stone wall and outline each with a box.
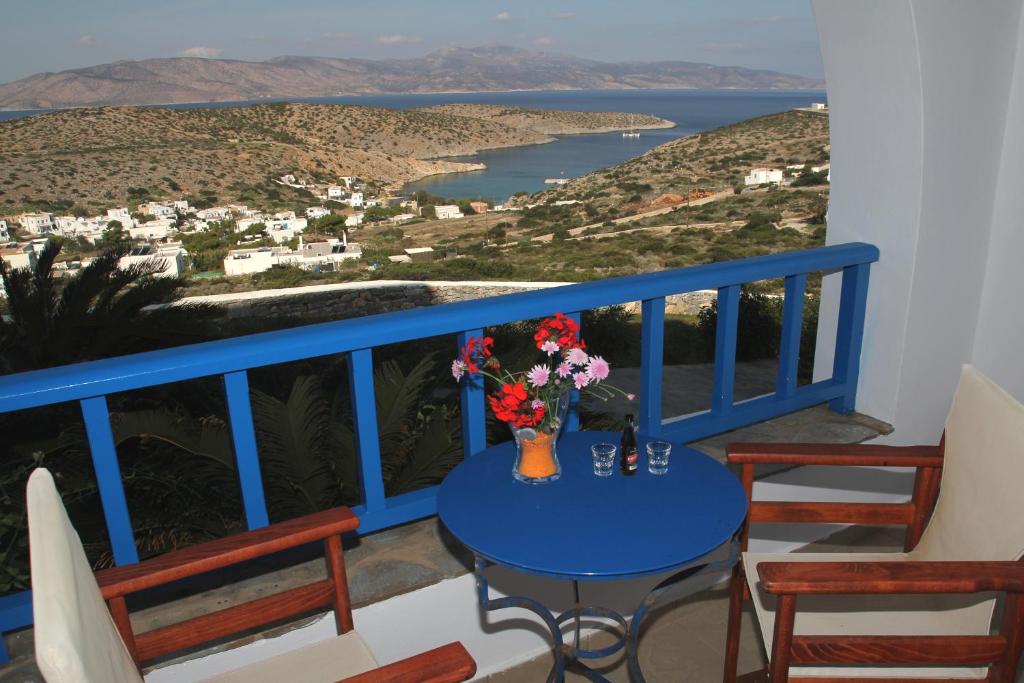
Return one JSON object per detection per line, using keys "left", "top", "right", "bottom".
{"left": 179, "top": 280, "right": 721, "bottom": 322}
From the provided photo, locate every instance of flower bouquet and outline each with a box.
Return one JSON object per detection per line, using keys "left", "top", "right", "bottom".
{"left": 453, "top": 313, "right": 633, "bottom": 483}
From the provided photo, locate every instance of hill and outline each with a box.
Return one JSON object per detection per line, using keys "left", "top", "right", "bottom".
{"left": 0, "top": 46, "right": 825, "bottom": 111}
{"left": 0, "top": 102, "right": 670, "bottom": 211}
{"left": 416, "top": 104, "right": 675, "bottom": 134}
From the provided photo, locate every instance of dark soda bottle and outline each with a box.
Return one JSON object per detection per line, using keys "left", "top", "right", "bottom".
{"left": 620, "top": 414, "right": 639, "bottom": 475}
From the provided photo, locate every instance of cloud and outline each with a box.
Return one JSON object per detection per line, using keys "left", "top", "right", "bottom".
{"left": 78, "top": 34, "right": 97, "bottom": 46}
{"left": 377, "top": 34, "right": 421, "bottom": 45}
{"left": 553, "top": 12, "right": 576, "bottom": 20}
{"left": 534, "top": 36, "right": 555, "bottom": 46}
{"left": 322, "top": 31, "right": 354, "bottom": 40}
{"left": 179, "top": 46, "right": 223, "bottom": 58}
{"left": 495, "top": 11, "right": 511, "bottom": 21}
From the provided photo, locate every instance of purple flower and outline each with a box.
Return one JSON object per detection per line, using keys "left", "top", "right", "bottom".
{"left": 572, "top": 372, "right": 590, "bottom": 390}
{"left": 556, "top": 362, "right": 572, "bottom": 378}
{"left": 586, "top": 355, "right": 610, "bottom": 382}
{"left": 541, "top": 340, "right": 560, "bottom": 356}
{"left": 567, "top": 347, "right": 589, "bottom": 366}
{"left": 451, "top": 360, "right": 466, "bottom": 381}
{"left": 531, "top": 399, "right": 545, "bottom": 410}
{"left": 527, "top": 364, "right": 550, "bottom": 388}
{"left": 627, "top": 393, "right": 636, "bottom": 401}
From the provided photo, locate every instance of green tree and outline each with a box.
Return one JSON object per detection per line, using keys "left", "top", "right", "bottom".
{"left": 0, "top": 239, "right": 220, "bottom": 373}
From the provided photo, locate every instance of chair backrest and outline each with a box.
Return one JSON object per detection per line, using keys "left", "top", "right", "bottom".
{"left": 913, "top": 365, "right": 1024, "bottom": 562}
{"left": 28, "top": 468, "right": 142, "bottom": 683}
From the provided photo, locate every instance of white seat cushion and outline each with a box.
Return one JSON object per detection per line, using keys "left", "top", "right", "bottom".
{"left": 28, "top": 468, "right": 143, "bottom": 683}
{"left": 744, "top": 552, "right": 996, "bottom": 679}
{"left": 198, "top": 630, "right": 379, "bottom": 683}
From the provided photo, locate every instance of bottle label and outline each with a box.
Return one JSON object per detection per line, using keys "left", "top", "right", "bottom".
{"left": 625, "top": 449, "right": 638, "bottom": 470}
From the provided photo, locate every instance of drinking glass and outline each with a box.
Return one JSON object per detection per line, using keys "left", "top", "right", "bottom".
{"left": 591, "top": 443, "right": 616, "bottom": 477}
{"left": 646, "top": 440, "right": 671, "bottom": 475}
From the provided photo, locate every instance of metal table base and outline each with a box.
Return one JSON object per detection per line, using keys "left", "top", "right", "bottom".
{"left": 473, "top": 537, "right": 740, "bottom": 683}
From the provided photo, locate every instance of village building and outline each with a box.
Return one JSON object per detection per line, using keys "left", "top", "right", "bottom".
{"left": 327, "top": 186, "right": 345, "bottom": 200}
{"left": 128, "top": 218, "right": 176, "bottom": 240}
{"left": 345, "top": 213, "right": 364, "bottom": 227}
{"left": 18, "top": 213, "right": 55, "bottom": 235}
{"left": 139, "top": 202, "right": 176, "bottom": 218}
{"left": 743, "top": 167, "right": 784, "bottom": 186}
{"left": 118, "top": 243, "right": 187, "bottom": 278}
{"left": 223, "top": 236, "right": 360, "bottom": 276}
{"left": 306, "top": 207, "right": 331, "bottom": 219}
{"left": 469, "top": 201, "right": 489, "bottom": 215}
{"left": 403, "top": 247, "right": 436, "bottom": 263}
{"left": 434, "top": 205, "right": 464, "bottom": 220}
{"left": 389, "top": 213, "right": 416, "bottom": 224}
{"left": 347, "top": 192, "right": 364, "bottom": 208}
{"left": 0, "top": 220, "right": 8, "bottom": 241}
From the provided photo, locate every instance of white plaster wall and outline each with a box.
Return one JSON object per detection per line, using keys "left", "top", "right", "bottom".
{"left": 813, "top": 0, "right": 1024, "bottom": 443}
{"left": 971, "top": 6, "right": 1024, "bottom": 402}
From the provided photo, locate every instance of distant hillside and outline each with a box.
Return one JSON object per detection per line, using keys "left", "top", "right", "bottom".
{"left": 0, "top": 46, "right": 825, "bottom": 111}
{"left": 0, "top": 101, "right": 671, "bottom": 211}
{"left": 416, "top": 104, "right": 676, "bottom": 134}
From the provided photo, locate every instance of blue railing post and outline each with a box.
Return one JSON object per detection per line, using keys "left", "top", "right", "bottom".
{"left": 639, "top": 297, "right": 666, "bottom": 435}
{"left": 830, "top": 263, "right": 871, "bottom": 414}
{"left": 349, "top": 348, "right": 386, "bottom": 513}
{"left": 457, "top": 329, "right": 488, "bottom": 457}
{"left": 223, "top": 371, "right": 270, "bottom": 529}
{"left": 80, "top": 397, "right": 139, "bottom": 565}
{"left": 711, "top": 285, "right": 741, "bottom": 416}
{"left": 565, "top": 311, "right": 582, "bottom": 432}
{"left": 776, "top": 274, "right": 807, "bottom": 399}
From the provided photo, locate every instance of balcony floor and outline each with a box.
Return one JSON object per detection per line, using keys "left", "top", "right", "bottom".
{"left": 0, "top": 404, "right": 892, "bottom": 682}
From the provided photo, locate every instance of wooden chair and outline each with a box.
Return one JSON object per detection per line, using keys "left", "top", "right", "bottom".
{"left": 27, "top": 467, "right": 476, "bottom": 683}
{"left": 722, "top": 365, "right": 1024, "bottom": 682}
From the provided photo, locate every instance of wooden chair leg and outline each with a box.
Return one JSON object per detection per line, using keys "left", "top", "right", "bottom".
{"left": 991, "top": 593, "right": 1024, "bottom": 682}
{"left": 723, "top": 565, "right": 746, "bottom": 683}
{"left": 768, "top": 594, "right": 796, "bottom": 683}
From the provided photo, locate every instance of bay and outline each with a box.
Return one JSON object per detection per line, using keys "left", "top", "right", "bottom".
{"left": 0, "top": 88, "right": 826, "bottom": 201}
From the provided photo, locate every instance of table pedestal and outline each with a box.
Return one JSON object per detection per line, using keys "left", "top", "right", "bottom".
{"left": 473, "top": 536, "right": 740, "bottom": 683}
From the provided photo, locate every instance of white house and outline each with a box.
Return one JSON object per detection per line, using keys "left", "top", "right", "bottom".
{"left": 0, "top": 243, "right": 35, "bottom": 271}
{"left": 173, "top": 200, "right": 190, "bottom": 213}
{"left": 54, "top": 215, "right": 103, "bottom": 237}
{"left": 786, "top": 163, "right": 807, "bottom": 170}
{"left": 118, "top": 243, "right": 187, "bottom": 278}
{"left": 0, "top": 219, "right": 8, "bottom": 241}
{"left": 403, "top": 247, "right": 436, "bottom": 262}
{"left": 235, "top": 215, "right": 269, "bottom": 233}
{"left": 196, "top": 207, "right": 233, "bottom": 221}
{"left": 265, "top": 218, "right": 308, "bottom": 244}
{"left": 434, "top": 205, "right": 464, "bottom": 220}
{"left": 810, "top": 102, "right": 828, "bottom": 111}
{"left": 106, "top": 208, "right": 135, "bottom": 228}
{"left": 129, "top": 219, "right": 176, "bottom": 240}
{"left": 327, "top": 186, "right": 345, "bottom": 200}
{"left": 389, "top": 213, "right": 416, "bottom": 224}
{"left": 743, "top": 168, "right": 784, "bottom": 186}
{"left": 345, "top": 213, "right": 365, "bottom": 227}
{"left": 140, "top": 202, "right": 175, "bottom": 218}
{"left": 18, "top": 213, "right": 55, "bottom": 235}
{"left": 223, "top": 237, "right": 360, "bottom": 276}
{"left": 347, "top": 192, "right": 364, "bottom": 208}
{"left": 306, "top": 207, "right": 331, "bottom": 220}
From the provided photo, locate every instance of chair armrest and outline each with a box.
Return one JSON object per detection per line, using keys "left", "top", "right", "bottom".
{"left": 757, "top": 561, "right": 1024, "bottom": 596}
{"left": 98, "top": 506, "right": 359, "bottom": 599}
{"left": 728, "top": 442, "right": 943, "bottom": 467}
{"left": 338, "top": 642, "right": 477, "bottom": 683}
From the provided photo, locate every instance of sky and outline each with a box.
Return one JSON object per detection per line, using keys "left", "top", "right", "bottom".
{"left": 0, "top": 0, "right": 823, "bottom": 84}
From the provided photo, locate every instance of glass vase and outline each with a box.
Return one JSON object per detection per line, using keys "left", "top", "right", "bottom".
{"left": 510, "top": 386, "right": 572, "bottom": 484}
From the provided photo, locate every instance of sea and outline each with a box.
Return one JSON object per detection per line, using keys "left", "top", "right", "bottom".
{"left": 0, "top": 89, "right": 826, "bottom": 202}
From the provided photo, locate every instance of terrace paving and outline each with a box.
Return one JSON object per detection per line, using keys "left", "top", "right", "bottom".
{"left": 0, "top": 403, "right": 890, "bottom": 682}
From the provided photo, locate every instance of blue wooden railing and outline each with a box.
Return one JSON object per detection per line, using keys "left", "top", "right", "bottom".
{"left": 0, "top": 242, "right": 878, "bottom": 660}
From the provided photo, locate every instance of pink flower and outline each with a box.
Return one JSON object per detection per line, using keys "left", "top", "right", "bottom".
{"left": 586, "top": 355, "right": 610, "bottom": 382}
{"left": 531, "top": 399, "right": 545, "bottom": 410}
{"left": 572, "top": 372, "right": 590, "bottom": 390}
{"left": 526, "top": 364, "right": 550, "bottom": 388}
{"left": 541, "top": 340, "right": 560, "bottom": 356}
{"left": 452, "top": 360, "right": 466, "bottom": 381}
{"left": 567, "top": 347, "right": 589, "bottom": 366}
{"left": 556, "top": 361, "right": 572, "bottom": 378}
{"left": 627, "top": 393, "right": 636, "bottom": 401}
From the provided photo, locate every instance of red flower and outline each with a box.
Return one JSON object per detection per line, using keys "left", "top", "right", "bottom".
{"left": 459, "top": 336, "right": 495, "bottom": 375}
{"left": 533, "top": 313, "right": 585, "bottom": 351}
{"left": 487, "top": 382, "right": 545, "bottom": 427}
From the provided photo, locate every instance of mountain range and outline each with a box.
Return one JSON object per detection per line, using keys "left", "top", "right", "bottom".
{"left": 0, "top": 46, "right": 825, "bottom": 111}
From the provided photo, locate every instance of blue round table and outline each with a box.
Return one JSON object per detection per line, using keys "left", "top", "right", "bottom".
{"left": 438, "top": 431, "right": 748, "bottom": 682}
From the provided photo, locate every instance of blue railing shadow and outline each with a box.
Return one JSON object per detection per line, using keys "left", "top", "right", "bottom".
{"left": 0, "top": 242, "right": 878, "bottom": 660}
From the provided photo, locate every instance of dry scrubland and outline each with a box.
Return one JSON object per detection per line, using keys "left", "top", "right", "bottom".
{"left": 0, "top": 102, "right": 669, "bottom": 211}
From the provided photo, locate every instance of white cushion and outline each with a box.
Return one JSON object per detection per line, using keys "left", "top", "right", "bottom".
{"left": 198, "top": 630, "right": 379, "bottom": 683}
{"left": 28, "top": 468, "right": 143, "bottom": 683}
{"left": 744, "top": 552, "right": 994, "bottom": 679}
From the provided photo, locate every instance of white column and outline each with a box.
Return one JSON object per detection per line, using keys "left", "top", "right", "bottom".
{"left": 813, "top": 0, "right": 1024, "bottom": 443}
